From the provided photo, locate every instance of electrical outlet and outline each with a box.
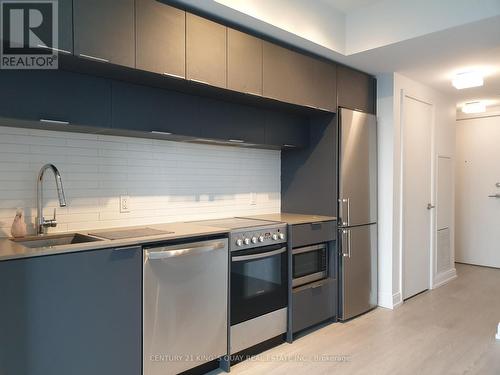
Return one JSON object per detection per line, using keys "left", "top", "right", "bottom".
{"left": 250, "top": 192, "right": 257, "bottom": 206}
{"left": 120, "top": 195, "right": 130, "bottom": 213}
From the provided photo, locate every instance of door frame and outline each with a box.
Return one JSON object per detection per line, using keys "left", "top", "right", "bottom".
{"left": 398, "top": 89, "right": 436, "bottom": 301}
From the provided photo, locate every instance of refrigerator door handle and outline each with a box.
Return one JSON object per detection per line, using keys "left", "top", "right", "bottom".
{"left": 341, "top": 229, "right": 350, "bottom": 257}
{"left": 339, "top": 198, "right": 351, "bottom": 226}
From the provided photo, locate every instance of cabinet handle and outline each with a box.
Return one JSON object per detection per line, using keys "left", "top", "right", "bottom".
{"left": 244, "top": 91, "right": 261, "bottom": 96}
{"left": 163, "top": 72, "right": 184, "bottom": 79}
{"left": 283, "top": 144, "right": 297, "bottom": 148}
{"left": 189, "top": 78, "right": 210, "bottom": 85}
{"left": 228, "top": 139, "right": 245, "bottom": 143}
{"left": 37, "top": 44, "right": 71, "bottom": 55}
{"left": 40, "top": 119, "right": 69, "bottom": 125}
{"left": 79, "top": 53, "right": 109, "bottom": 63}
{"left": 151, "top": 131, "right": 172, "bottom": 136}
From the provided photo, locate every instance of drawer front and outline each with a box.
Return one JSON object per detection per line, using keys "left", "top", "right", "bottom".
{"left": 292, "top": 278, "right": 336, "bottom": 333}
{"left": 291, "top": 221, "right": 336, "bottom": 248}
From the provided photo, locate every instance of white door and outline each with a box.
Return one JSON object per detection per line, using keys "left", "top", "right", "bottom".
{"left": 456, "top": 116, "right": 500, "bottom": 268}
{"left": 402, "top": 95, "right": 433, "bottom": 300}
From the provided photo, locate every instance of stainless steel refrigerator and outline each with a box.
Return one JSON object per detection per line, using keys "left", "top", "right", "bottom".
{"left": 338, "top": 107, "right": 378, "bottom": 320}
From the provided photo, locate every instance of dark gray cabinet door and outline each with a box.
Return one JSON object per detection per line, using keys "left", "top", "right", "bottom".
{"left": 227, "top": 28, "right": 262, "bottom": 96}
{"left": 265, "top": 110, "right": 309, "bottom": 148}
{"left": 136, "top": 0, "right": 186, "bottom": 77}
{"left": 0, "top": 247, "right": 142, "bottom": 375}
{"left": 311, "top": 60, "right": 337, "bottom": 111}
{"left": 112, "top": 81, "right": 200, "bottom": 136}
{"left": 198, "top": 98, "right": 265, "bottom": 143}
{"left": 54, "top": 0, "right": 73, "bottom": 54}
{"left": 186, "top": 13, "right": 227, "bottom": 88}
{"left": 0, "top": 70, "right": 111, "bottom": 128}
{"left": 262, "top": 42, "right": 298, "bottom": 105}
{"left": 337, "top": 65, "right": 376, "bottom": 114}
{"left": 263, "top": 42, "right": 332, "bottom": 110}
{"left": 74, "top": 0, "right": 135, "bottom": 67}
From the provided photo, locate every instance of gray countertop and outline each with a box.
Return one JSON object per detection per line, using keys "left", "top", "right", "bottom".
{"left": 0, "top": 212, "right": 337, "bottom": 262}
{"left": 240, "top": 213, "right": 337, "bottom": 225}
{"left": 0, "top": 222, "right": 228, "bottom": 262}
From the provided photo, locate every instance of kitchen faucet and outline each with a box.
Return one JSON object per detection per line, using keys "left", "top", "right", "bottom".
{"left": 36, "top": 164, "right": 67, "bottom": 235}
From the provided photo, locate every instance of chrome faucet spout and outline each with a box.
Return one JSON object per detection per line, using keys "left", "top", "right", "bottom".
{"left": 36, "top": 164, "right": 67, "bottom": 235}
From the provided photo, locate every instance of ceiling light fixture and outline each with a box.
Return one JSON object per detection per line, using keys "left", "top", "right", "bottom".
{"left": 462, "top": 101, "right": 486, "bottom": 114}
{"left": 452, "top": 71, "right": 484, "bottom": 90}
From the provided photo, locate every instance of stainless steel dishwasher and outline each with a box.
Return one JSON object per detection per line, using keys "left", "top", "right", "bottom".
{"left": 143, "top": 238, "right": 228, "bottom": 375}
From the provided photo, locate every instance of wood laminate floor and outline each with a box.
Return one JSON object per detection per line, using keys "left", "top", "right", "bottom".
{"left": 217, "top": 263, "right": 500, "bottom": 375}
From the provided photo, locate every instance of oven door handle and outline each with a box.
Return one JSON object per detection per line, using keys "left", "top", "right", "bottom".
{"left": 232, "top": 247, "right": 287, "bottom": 262}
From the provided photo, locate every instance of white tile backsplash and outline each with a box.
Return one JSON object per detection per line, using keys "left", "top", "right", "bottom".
{"left": 0, "top": 126, "right": 281, "bottom": 236}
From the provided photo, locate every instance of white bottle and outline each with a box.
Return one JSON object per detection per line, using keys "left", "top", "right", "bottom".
{"left": 11, "top": 209, "right": 27, "bottom": 238}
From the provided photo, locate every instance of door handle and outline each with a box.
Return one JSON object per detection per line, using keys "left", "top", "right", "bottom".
{"left": 341, "top": 229, "right": 351, "bottom": 258}
{"left": 339, "top": 198, "right": 350, "bottom": 226}
{"left": 427, "top": 203, "right": 436, "bottom": 210}
{"left": 146, "top": 241, "right": 225, "bottom": 260}
{"left": 232, "top": 247, "right": 286, "bottom": 262}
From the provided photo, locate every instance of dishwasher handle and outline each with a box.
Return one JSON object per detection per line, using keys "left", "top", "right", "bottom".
{"left": 146, "top": 241, "right": 226, "bottom": 260}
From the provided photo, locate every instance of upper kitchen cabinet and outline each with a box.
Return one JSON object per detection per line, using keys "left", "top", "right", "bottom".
{"left": 136, "top": 0, "right": 186, "bottom": 78}
{"left": 263, "top": 42, "right": 336, "bottom": 111}
{"left": 227, "top": 28, "right": 263, "bottom": 96}
{"left": 265, "top": 110, "right": 309, "bottom": 149}
{"left": 337, "top": 65, "right": 376, "bottom": 114}
{"left": 0, "top": 70, "right": 111, "bottom": 128}
{"left": 186, "top": 13, "right": 227, "bottom": 88}
{"left": 53, "top": 0, "right": 74, "bottom": 54}
{"left": 311, "top": 59, "right": 337, "bottom": 111}
{"left": 111, "top": 81, "right": 200, "bottom": 136}
{"left": 73, "top": 0, "right": 135, "bottom": 68}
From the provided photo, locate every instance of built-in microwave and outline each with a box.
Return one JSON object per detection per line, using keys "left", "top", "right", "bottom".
{"left": 292, "top": 244, "right": 328, "bottom": 288}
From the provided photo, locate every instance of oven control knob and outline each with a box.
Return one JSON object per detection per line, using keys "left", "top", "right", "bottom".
{"left": 236, "top": 239, "right": 243, "bottom": 247}
{"left": 244, "top": 238, "right": 251, "bottom": 245}
{"left": 278, "top": 233, "right": 285, "bottom": 240}
{"left": 258, "top": 235, "right": 264, "bottom": 242}
{"left": 251, "top": 236, "right": 258, "bottom": 244}
{"left": 272, "top": 233, "right": 279, "bottom": 241}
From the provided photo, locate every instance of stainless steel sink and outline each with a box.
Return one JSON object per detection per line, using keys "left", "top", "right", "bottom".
{"left": 11, "top": 233, "right": 103, "bottom": 248}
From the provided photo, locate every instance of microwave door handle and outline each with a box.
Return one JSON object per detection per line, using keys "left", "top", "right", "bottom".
{"left": 232, "top": 247, "right": 286, "bottom": 262}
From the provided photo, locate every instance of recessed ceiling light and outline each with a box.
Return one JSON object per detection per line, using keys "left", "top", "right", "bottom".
{"left": 452, "top": 71, "right": 484, "bottom": 90}
{"left": 462, "top": 101, "right": 486, "bottom": 114}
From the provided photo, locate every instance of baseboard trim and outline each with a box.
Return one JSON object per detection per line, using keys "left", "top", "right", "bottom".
{"left": 432, "top": 268, "right": 457, "bottom": 289}
{"left": 378, "top": 291, "right": 403, "bottom": 309}
{"left": 392, "top": 292, "right": 403, "bottom": 308}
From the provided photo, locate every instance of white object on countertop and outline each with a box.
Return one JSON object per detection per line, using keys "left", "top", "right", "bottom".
{"left": 10, "top": 209, "right": 27, "bottom": 238}
{"left": 496, "top": 323, "right": 500, "bottom": 341}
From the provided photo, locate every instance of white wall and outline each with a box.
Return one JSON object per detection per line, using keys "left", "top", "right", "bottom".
{"left": 456, "top": 114, "right": 500, "bottom": 268}
{"left": 0, "top": 126, "right": 281, "bottom": 237}
{"left": 376, "top": 72, "right": 456, "bottom": 309}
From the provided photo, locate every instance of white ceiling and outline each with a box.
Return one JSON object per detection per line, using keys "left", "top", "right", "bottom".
{"left": 181, "top": 0, "right": 500, "bottom": 109}
{"left": 321, "top": 0, "right": 382, "bottom": 13}
{"left": 343, "top": 15, "right": 500, "bottom": 107}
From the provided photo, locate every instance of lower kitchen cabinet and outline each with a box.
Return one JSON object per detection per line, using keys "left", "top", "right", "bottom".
{"left": 0, "top": 70, "right": 111, "bottom": 128}
{"left": 0, "top": 247, "right": 142, "bottom": 375}
{"left": 292, "top": 278, "right": 337, "bottom": 333}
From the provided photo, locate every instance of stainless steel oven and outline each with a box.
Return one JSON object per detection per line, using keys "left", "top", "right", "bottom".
{"left": 231, "top": 243, "right": 287, "bottom": 325}
{"left": 292, "top": 244, "right": 328, "bottom": 287}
